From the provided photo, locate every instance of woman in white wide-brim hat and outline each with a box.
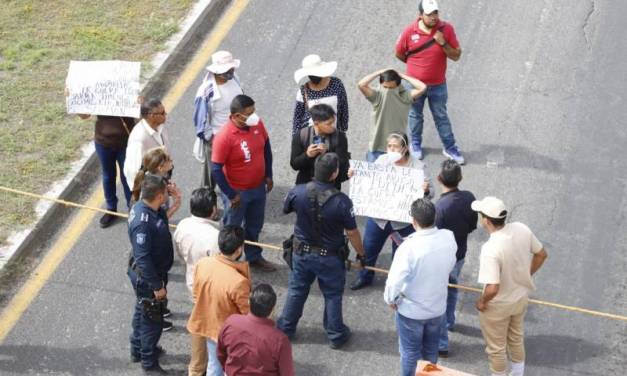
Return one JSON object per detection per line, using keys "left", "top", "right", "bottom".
{"left": 292, "top": 54, "right": 349, "bottom": 135}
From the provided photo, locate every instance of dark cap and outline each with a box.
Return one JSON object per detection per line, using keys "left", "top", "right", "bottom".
{"left": 314, "top": 152, "right": 339, "bottom": 182}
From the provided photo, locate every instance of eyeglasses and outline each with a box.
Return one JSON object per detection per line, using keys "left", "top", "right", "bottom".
{"left": 149, "top": 110, "right": 167, "bottom": 116}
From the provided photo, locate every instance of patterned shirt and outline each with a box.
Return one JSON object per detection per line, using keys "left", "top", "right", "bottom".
{"left": 292, "top": 77, "right": 349, "bottom": 134}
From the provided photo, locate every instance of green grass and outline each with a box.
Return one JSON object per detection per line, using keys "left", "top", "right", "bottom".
{"left": 0, "top": 0, "right": 194, "bottom": 245}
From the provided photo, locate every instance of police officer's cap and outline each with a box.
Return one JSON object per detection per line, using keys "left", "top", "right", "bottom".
{"left": 314, "top": 152, "right": 339, "bottom": 182}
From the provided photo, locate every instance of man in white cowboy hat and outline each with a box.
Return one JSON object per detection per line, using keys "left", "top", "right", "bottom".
{"left": 396, "top": 0, "right": 465, "bottom": 164}
{"left": 193, "top": 50, "right": 243, "bottom": 217}
{"left": 292, "top": 54, "right": 349, "bottom": 134}
{"left": 471, "top": 197, "right": 548, "bottom": 376}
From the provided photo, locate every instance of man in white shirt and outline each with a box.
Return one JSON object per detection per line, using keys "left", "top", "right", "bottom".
{"left": 124, "top": 98, "right": 170, "bottom": 186}
{"left": 472, "top": 197, "right": 547, "bottom": 376}
{"left": 193, "top": 51, "right": 244, "bottom": 216}
{"left": 173, "top": 187, "right": 220, "bottom": 376}
{"left": 384, "top": 198, "right": 456, "bottom": 376}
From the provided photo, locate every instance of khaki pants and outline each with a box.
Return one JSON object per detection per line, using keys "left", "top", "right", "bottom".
{"left": 188, "top": 333, "right": 208, "bottom": 376}
{"left": 479, "top": 297, "right": 528, "bottom": 374}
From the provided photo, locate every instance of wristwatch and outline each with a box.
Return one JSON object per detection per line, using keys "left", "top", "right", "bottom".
{"left": 439, "top": 41, "right": 448, "bottom": 48}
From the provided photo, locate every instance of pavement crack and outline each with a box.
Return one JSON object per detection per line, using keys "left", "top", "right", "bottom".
{"left": 583, "top": 0, "right": 597, "bottom": 49}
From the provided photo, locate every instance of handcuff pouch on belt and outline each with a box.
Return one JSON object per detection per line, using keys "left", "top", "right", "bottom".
{"left": 138, "top": 297, "right": 165, "bottom": 323}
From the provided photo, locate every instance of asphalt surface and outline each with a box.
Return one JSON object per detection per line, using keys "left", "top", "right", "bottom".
{"left": 1, "top": 0, "right": 626, "bottom": 375}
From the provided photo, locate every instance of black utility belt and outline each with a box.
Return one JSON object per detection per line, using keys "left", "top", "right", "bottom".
{"left": 296, "top": 243, "right": 339, "bottom": 257}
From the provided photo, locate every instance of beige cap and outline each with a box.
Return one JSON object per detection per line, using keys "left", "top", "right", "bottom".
{"left": 471, "top": 196, "right": 508, "bottom": 219}
{"left": 421, "top": 0, "right": 439, "bottom": 14}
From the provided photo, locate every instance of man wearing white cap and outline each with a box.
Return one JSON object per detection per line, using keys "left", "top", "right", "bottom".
{"left": 471, "top": 197, "right": 548, "bottom": 376}
{"left": 193, "top": 50, "right": 243, "bottom": 216}
{"left": 395, "top": 0, "right": 465, "bottom": 164}
{"left": 292, "top": 54, "right": 349, "bottom": 134}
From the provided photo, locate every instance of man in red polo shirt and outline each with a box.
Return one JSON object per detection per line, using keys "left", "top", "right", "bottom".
{"left": 396, "top": 0, "right": 465, "bottom": 164}
{"left": 211, "top": 94, "right": 276, "bottom": 271}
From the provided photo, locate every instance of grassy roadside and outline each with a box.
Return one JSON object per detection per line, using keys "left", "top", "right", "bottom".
{"left": 0, "top": 0, "right": 194, "bottom": 245}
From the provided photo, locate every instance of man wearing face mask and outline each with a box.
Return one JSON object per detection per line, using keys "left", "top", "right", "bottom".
{"left": 292, "top": 54, "right": 349, "bottom": 134}
{"left": 186, "top": 225, "right": 251, "bottom": 376}
{"left": 211, "top": 94, "right": 276, "bottom": 272}
{"left": 127, "top": 174, "right": 174, "bottom": 374}
{"left": 358, "top": 69, "right": 426, "bottom": 162}
{"left": 290, "top": 104, "right": 350, "bottom": 189}
{"left": 193, "top": 51, "right": 243, "bottom": 218}
{"left": 396, "top": 0, "right": 465, "bottom": 164}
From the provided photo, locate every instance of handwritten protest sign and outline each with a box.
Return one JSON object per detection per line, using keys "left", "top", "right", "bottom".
{"left": 349, "top": 160, "right": 424, "bottom": 223}
{"left": 65, "top": 60, "right": 141, "bottom": 117}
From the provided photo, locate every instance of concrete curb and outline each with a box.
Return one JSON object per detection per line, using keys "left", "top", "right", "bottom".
{"left": 0, "top": 0, "right": 232, "bottom": 271}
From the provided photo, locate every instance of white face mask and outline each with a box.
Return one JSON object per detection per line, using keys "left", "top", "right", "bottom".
{"left": 374, "top": 151, "right": 403, "bottom": 166}
{"left": 245, "top": 112, "right": 260, "bottom": 126}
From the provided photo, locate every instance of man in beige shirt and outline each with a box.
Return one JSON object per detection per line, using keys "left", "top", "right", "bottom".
{"left": 186, "top": 225, "right": 251, "bottom": 376}
{"left": 472, "top": 197, "right": 548, "bottom": 376}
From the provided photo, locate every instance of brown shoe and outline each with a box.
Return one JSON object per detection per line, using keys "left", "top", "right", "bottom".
{"left": 249, "top": 258, "right": 277, "bottom": 272}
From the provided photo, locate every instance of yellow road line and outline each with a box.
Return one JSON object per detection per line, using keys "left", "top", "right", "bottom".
{"left": 0, "top": 0, "right": 250, "bottom": 344}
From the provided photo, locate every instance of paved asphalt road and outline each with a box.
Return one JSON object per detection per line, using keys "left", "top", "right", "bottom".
{"left": 1, "top": 0, "right": 626, "bottom": 375}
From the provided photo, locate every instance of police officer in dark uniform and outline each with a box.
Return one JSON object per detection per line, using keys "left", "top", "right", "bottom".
{"left": 127, "top": 174, "right": 174, "bottom": 374}
{"left": 277, "top": 152, "right": 366, "bottom": 349}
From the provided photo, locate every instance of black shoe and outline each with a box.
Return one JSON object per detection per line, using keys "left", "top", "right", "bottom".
{"left": 143, "top": 364, "right": 169, "bottom": 375}
{"left": 249, "top": 258, "right": 277, "bottom": 272}
{"left": 438, "top": 350, "right": 449, "bottom": 358}
{"left": 162, "top": 308, "right": 171, "bottom": 318}
{"left": 99, "top": 211, "right": 117, "bottom": 228}
{"left": 162, "top": 320, "right": 173, "bottom": 332}
{"left": 329, "top": 328, "right": 352, "bottom": 350}
{"left": 350, "top": 278, "right": 371, "bottom": 291}
{"left": 131, "top": 346, "right": 165, "bottom": 363}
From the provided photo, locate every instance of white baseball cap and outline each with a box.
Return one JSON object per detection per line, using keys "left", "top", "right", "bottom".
{"left": 421, "top": 0, "right": 439, "bottom": 14}
{"left": 471, "top": 196, "right": 508, "bottom": 219}
{"left": 206, "top": 50, "right": 240, "bottom": 74}
{"left": 294, "top": 54, "right": 337, "bottom": 84}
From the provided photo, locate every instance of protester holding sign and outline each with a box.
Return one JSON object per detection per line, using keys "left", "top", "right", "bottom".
{"left": 358, "top": 68, "right": 426, "bottom": 162}
{"left": 290, "top": 104, "right": 350, "bottom": 189}
{"left": 77, "top": 114, "right": 136, "bottom": 228}
{"left": 350, "top": 133, "right": 433, "bottom": 291}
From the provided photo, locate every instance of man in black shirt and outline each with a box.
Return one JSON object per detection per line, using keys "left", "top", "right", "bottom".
{"left": 434, "top": 160, "right": 477, "bottom": 357}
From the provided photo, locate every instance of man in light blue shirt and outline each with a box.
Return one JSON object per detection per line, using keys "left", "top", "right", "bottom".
{"left": 384, "top": 198, "right": 456, "bottom": 376}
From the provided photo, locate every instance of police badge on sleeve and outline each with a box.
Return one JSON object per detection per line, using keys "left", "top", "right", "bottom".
{"left": 136, "top": 233, "right": 146, "bottom": 245}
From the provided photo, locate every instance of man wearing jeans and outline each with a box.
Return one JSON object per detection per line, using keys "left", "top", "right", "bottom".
{"left": 278, "top": 153, "right": 366, "bottom": 349}
{"left": 472, "top": 197, "right": 548, "bottom": 376}
{"left": 395, "top": 0, "right": 464, "bottom": 164}
{"left": 434, "top": 160, "right": 477, "bottom": 357}
{"left": 211, "top": 94, "right": 276, "bottom": 271}
{"left": 79, "top": 115, "right": 136, "bottom": 228}
{"left": 384, "top": 198, "right": 456, "bottom": 376}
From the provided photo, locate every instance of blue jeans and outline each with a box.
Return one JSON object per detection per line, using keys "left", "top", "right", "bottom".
{"left": 407, "top": 83, "right": 456, "bottom": 150}
{"left": 396, "top": 312, "right": 442, "bottom": 376}
{"left": 128, "top": 268, "right": 163, "bottom": 369}
{"left": 439, "top": 258, "right": 465, "bottom": 351}
{"left": 277, "top": 252, "right": 349, "bottom": 345}
{"left": 206, "top": 339, "right": 224, "bottom": 376}
{"left": 366, "top": 150, "right": 385, "bottom": 163}
{"left": 358, "top": 219, "right": 415, "bottom": 284}
{"left": 222, "top": 182, "right": 266, "bottom": 262}
{"left": 95, "top": 143, "right": 131, "bottom": 210}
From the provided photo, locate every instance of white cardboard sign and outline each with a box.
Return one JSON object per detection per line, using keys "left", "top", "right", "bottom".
{"left": 65, "top": 60, "right": 141, "bottom": 117}
{"left": 349, "top": 160, "right": 424, "bottom": 223}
